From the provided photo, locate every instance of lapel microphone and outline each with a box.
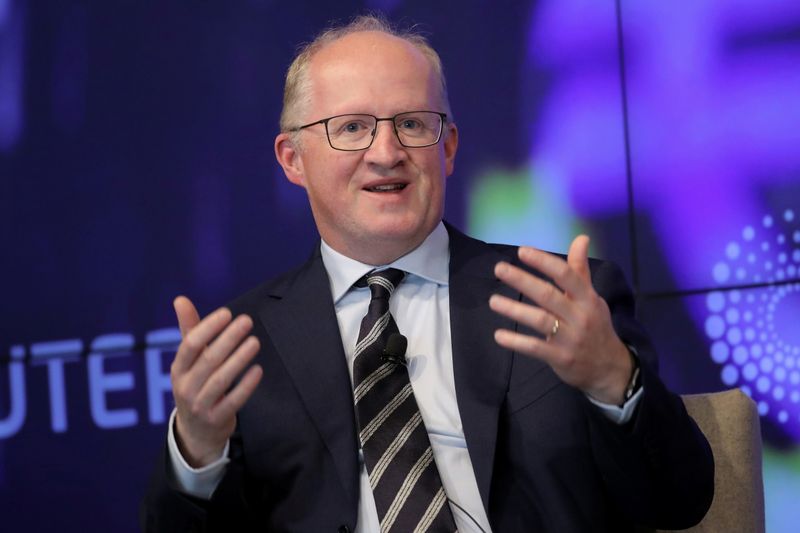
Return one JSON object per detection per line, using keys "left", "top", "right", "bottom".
{"left": 381, "top": 333, "right": 408, "bottom": 366}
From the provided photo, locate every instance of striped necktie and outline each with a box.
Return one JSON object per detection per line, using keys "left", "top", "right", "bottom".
{"left": 352, "top": 268, "right": 456, "bottom": 532}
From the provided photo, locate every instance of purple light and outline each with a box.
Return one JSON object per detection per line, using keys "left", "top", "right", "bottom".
{"left": 0, "top": 0, "right": 25, "bottom": 151}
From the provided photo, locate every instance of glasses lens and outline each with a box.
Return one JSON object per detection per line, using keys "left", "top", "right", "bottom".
{"left": 394, "top": 112, "right": 443, "bottom": 147}
{"left": 326, "top": 115, "right": 377, "bottom": 150}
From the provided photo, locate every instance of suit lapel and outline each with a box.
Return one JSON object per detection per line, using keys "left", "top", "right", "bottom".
{"left": 447, "top": 225, "right": 516, "bottom": 512}
{"left": 256, "top": 248, "right": 360, "bottom": 504}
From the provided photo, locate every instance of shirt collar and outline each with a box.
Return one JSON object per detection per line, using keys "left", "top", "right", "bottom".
{"left": 320, "top": 222, "right": 450, "bottom": 304}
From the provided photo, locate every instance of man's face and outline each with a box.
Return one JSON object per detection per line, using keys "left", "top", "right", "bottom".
{"left": 276, "top": 31, "right": 458, "bottom": 265}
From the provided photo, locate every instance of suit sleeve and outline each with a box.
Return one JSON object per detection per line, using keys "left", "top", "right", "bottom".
{"left": 140, "top": 426, "right": 261, "bottom": 533}
{"left": 586, "top": 259, "right": 715, "bottom": 530}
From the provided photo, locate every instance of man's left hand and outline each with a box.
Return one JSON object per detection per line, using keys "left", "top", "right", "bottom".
{"left": 489, "top": 235, "right": 632, "bottom": 405}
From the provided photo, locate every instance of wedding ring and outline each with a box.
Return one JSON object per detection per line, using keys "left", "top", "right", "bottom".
{"left": 548, "top": 318, "right": 560, "bottom": 341}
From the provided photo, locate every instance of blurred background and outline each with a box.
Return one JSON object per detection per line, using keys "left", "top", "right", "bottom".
{"left": 1, "top": 0, "right": 798, "bottom": 530}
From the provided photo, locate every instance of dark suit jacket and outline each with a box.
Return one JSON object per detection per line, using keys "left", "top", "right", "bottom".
{"left": 142, "top": 225, "right": 714, "bottom": 532}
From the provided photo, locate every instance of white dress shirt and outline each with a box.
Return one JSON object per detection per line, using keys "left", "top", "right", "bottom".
{"left": 319, "top": 223, "right": 490, "bottom": 532}
{"left": 167, "top": 222, "right": 641, "bottom": 532}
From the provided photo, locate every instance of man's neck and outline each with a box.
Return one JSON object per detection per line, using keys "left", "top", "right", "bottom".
{"left": 322, "top": 232, "right": 433, "bottom": 266}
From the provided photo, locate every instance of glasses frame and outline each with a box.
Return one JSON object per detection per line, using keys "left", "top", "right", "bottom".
{"left": 289, "top": 111, "right": 448, "bottom": 151}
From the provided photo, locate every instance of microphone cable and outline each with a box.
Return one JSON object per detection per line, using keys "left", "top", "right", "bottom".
{"left": 448, "top": 498, "right": 488, "bottom": 533}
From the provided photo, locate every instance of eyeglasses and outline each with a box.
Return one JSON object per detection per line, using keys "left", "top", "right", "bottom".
{"left": 289, "top": 111, "right": 447, "bottom": 151}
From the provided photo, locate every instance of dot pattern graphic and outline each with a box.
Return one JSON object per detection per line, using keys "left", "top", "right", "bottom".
{"left": 705, "top": 209, "right": 800, "bottom": 430}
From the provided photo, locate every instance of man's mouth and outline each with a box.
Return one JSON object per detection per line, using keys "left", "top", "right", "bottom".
{"left": 365, "top": 183, "right": 407, "bottom": 192}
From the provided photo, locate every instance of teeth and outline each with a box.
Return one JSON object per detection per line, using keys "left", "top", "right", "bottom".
{"left": 368, "top": 183, "right": 406, "bottom": 192}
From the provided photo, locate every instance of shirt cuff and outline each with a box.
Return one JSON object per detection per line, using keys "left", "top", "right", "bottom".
{"left": 167, "top": 408, "right": 230, "bottom": 500}
{"left": 587, "top": 385, "right": 644, "bottom": 425}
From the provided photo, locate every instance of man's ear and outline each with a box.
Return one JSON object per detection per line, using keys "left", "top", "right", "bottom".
{"left": 275, "top": 133, "right": 306, "bottom": 187}
{"left": 443, "top": 122, "right": 458, "bottom": 177}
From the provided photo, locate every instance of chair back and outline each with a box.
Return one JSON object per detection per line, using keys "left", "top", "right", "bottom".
{"left": 656, "top": 389, "right": 765, "bottom": 533}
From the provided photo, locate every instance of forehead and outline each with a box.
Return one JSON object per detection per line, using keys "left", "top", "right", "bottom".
{"left": 307, "top": 31, "right": 439, "bottom": 115}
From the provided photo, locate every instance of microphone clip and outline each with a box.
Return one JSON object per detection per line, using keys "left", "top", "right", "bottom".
{"left": 382, "top": 332, "right": 408, "bottom": 366}
{"left": 381, "top": 351, "right": 407, "bottom": 366}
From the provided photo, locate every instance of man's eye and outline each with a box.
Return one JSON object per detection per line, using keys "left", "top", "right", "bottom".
{"left": 398, "top": 119, "right": 422, "bottom": 130}
{"left": 341, "top": 121, "right": 368, "bottom": 134}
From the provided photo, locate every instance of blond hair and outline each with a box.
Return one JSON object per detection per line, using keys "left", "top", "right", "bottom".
{"left": 279, "top": 14, "right": 452, "bottom": 132}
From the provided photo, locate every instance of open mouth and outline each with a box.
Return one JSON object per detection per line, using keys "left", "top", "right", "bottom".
{"left": 364, "top": 183, "right": 407, "bottom": 192}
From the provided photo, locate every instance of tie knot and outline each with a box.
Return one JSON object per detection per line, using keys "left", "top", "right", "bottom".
{"left": 357, "top": 268, "right": 405, "bottom": 299}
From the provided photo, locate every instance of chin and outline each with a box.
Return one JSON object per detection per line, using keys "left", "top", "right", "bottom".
{"left": 368, "top": 220, "right": 434, "bottom": 250}
{"left": 372, "top": 214, "right": 426, "bottom": 236}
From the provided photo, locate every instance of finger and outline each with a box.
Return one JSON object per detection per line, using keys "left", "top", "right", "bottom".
{"left": 489, "top": 294, "right": 559, "bottom": 338}
{"left": 195, "top": 334, "right": 260, "bottom": 411}
{"left": 494, "top": 261, "right": 572, "bottom": 320}
{"left": 174, "top": 296, "right": 201, "bottom": 338}
{"left": 567, "top": 235, "right": 592, "bottom": 286}
{"left": 210, "top": 364, "right": 264, "bottom": 426}
{"left": 172, "top": 306, "right": 233, "bottom": 375}
{"left": 494, "top": 328, "right": 559, "bottom": 364}
{"left": 517, "top": 246, "right": 591, "bottom": 300}
{"left": 183, "top": 314, "right": 254, "bottom": 393}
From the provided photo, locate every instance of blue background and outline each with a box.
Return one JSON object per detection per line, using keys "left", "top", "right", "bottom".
{"left": 1, "top": 0, "right": 799, "bottom": 531}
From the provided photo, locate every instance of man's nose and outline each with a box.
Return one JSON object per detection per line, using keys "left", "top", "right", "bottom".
{"left": 364, "top": 121, "right": 406, "bottom": 166}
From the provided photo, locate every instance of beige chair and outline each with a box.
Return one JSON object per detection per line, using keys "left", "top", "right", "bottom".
{"left": 657, "top": 389, "right": 765, "bottom": 533}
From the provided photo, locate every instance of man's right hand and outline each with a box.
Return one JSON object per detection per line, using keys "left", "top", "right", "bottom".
{"left": 171, "top": 296, "right": 264, "bottom": 468}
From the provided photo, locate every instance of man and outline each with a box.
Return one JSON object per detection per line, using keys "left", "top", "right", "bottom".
{"left": 142, "top": 15, "right": 713, "bottom": 532}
